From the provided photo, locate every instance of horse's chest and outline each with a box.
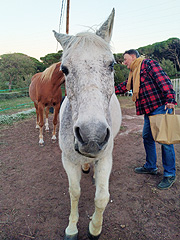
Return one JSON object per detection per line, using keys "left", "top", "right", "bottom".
{"left": 39, "top": 86, "right": 61, "bottom": 106}
{"left": 43, "top": 96, "right": 60, "bottom": 106}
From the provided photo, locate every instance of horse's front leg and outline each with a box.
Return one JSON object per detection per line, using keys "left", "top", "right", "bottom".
{"left": 62, "top": 155, "right": 81, "bottom": 240}
{"left": 34, "top": 103, "right": 40, "bottom": 129}
{"left": 38, "top": 103, "right": 44, "bottom": 145}
{"left": 52, "top": 103, "right": 60, "bottom": 141}
{"left": 88, "top": 156, "right": 112, "bottom": 239}
{"left": 45, "top": 106, "right": 50, "bottom": 131}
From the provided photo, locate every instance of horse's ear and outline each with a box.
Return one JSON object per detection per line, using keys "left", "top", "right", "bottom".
{"left": 96, "top": 8, "right": 115, "bottom": 43}
{"left": 53, "top": 30, "right": 74, "bottom": 49}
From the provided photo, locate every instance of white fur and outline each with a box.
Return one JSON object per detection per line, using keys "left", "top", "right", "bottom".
{"left": 39, "top": 138, "right": 44, "bottom": 145}
{"left": 52, "top": 135, "right": 56, "bottom": 140}
{"left": 56, "top": 8, "right": 121, "bottom": 239}
{"left": 45, "top": 118, "right": 49, "bottom": 131}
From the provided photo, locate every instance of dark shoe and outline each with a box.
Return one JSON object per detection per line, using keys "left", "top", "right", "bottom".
{"left": 134, "top": 166, "right": 158, "bottom": 175}
{"left": 157, "top": 176, "right": 176, "bottom": 190}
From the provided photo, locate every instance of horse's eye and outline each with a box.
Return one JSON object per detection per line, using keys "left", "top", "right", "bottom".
{"left": 109, "top": 61, "right": 116, "bottom": 72}
{"left": 61, "top": 65, "right": 69, "bottom": 75}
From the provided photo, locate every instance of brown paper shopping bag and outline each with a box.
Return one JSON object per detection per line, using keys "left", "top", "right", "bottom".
{"left": 149, "top": 109, "right": 180, "bottom": 145}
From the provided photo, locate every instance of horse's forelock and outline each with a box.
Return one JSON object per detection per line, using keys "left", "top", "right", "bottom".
{"left": 63, "top": 32, "right": 111, "bottom": 59}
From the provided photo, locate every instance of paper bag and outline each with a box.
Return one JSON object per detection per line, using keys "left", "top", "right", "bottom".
{"left": 149, "top": 109, "right": 180, "bottom": 145}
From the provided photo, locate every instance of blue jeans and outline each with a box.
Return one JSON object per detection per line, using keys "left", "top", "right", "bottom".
{"left": 143, "top": 105, "right": 176, "bottom": 177}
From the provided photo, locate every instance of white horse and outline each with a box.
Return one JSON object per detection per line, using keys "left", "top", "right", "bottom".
{"left": 53, "top": 8, "right": 122, "bottom": 240}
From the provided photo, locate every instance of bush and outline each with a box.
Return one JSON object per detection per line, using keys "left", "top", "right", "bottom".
{"left": 0, "top": 109, "right": 36, "bottom": 125}
{"left": 0, "top": 89, "right": 29, "bottom": 100}
{"left": 114, "top": 64, "right": 129, "bottom": 86}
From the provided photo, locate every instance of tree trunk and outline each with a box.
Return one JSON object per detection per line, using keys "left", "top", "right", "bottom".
{"left": 175, "top": 55, "right": 180, "bottom": 71}
{"left": 9, "top": 79, "right": 12, "bottom": 92}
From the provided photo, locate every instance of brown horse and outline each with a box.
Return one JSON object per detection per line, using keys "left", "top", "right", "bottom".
{"left": 29, "top": 62, "right": 65, "bottom": 145}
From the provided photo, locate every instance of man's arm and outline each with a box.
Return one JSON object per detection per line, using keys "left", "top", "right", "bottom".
{"left": 115, "top": 79, "right": 128, "bottom": 95}
{"left": 146, "top": 59, "right": 177, "bottom": 108}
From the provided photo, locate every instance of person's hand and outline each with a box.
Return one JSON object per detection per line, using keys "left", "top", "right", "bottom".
{"left": 165, "top": 103, "right": 175, "bottom": 109}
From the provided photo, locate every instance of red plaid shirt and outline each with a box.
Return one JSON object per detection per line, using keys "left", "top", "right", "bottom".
{"left": 115, "top": 59, "right": 177, "bottom": 115}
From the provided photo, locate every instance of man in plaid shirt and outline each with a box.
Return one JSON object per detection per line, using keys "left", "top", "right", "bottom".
{"left": 115, "top": 49, "right": 177, "bottom": 190}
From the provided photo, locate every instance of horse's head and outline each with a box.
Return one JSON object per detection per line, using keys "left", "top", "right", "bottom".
{"left": 54, "top": 9, "right": 116, "bottom": 158}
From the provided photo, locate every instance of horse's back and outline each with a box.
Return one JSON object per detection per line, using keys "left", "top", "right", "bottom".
{"left": 109, "top": 93, "right": 122, "bottom": 138}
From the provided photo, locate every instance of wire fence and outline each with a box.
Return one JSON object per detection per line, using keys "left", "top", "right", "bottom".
{"left": 0, "top": 102, "right": 33, "bottom": 113}
{"left": 0, "top": 85, "right": 66, "bottom": 114}
{"left": 171, "top": 78, "right": 180, "bottom": 106}
{"left": 0, "top": 87, "right": 29, "bottom": 92}
{"left": 0, "top": 87, "right": 29, "bottom": 100}
{"left": 0, "top": 80, "right": 179, "bottom": 115}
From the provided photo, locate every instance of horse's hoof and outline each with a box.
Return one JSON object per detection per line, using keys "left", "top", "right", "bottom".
{"left": 39, "top": 139, "right": 44, "bottom": 146}
{"left": 52, "top": 135, "right": 56, "bottom": 142}
{"left": 87, "top": 229, "right": 101, "bottom": 240}
{"left": 64, "top": 233, "right": 78, "bottom": 240}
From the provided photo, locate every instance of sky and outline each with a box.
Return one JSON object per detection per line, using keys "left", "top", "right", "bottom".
{"left": 0, "top": 0, "right": 180, "bottom": 60}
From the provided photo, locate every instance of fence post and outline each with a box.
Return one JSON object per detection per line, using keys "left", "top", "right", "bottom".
{"left": 171, "top": 78, "right": 180, "bottom": 106}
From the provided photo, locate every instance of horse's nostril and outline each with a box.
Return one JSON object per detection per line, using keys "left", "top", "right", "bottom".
{"left": 75, "top": 127, "right": 85, "bottom": 144}
{"left": 75, "top": 124, "right": 110, "bottom": 148}
{"left": 104, "top": 128, "right": 110, "bottom": 142}
{"left": 99, "top": 128, "right": 110, "bottom": 148}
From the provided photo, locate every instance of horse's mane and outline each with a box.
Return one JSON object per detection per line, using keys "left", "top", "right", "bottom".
{"left": 41, "top": 62, "right": 61, "bottom": 82}
{"left": 63, "top": 32, "right": 111, "bottom": 58}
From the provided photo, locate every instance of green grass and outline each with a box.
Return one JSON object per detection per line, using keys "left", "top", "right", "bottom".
{"left": 0, "top": 109, "right": 36, "bottom": 126}
{"left": 0, "top": 87, "right": 65, "bottom": 115}
{"left": 0, "top": 97, "right": 35, "bottom": 127}
{"left": 1, "top": 95, "right": 178, "bottom": 127}
{"left": 0, "top": 97, "right": 34, "bottom": 115}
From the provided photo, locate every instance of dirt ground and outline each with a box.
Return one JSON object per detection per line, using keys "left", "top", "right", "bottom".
{"left": 0, "top": 98, "right": 180, "bottom": 240}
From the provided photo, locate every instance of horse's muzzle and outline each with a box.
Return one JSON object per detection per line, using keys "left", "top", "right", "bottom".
{"left": 74, "top": 123, "right": 110, "bottom": 157}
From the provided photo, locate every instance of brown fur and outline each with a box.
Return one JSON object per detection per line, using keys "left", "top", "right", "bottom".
{"left": 29, "top": 62, "right": 65, "bottom": 144}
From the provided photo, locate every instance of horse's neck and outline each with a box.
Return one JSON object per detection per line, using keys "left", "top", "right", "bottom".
{"left": 51, "top": 67, "right": 64, "bottom": 86}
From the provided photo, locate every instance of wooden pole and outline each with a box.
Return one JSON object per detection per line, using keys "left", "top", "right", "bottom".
{"left": 66, "top": 0, "right": 70, "bottom": 34}
{"left": 64, "top": 0, "right": 70, "bottom": 96}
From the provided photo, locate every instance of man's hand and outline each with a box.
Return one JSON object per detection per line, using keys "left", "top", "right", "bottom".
{"left": 165, "top": 103, "right": 175, "bottom": 109}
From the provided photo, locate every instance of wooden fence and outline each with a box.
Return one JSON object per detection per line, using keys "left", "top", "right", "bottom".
{"left": 171, "top": 78, "right": 180, "bottom": 106}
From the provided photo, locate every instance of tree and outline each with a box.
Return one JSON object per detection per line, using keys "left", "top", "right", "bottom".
{"left": 114, "top": 53, "right": 124, "bottom": 64}
{"left": 163, "top": 38, "right": 180, "bottom": 71}
{"left": 114, "top": 64, "right": 129, "bottom": 86}
{"left": 0, "top": 53, "right": 37, "bottom": 91}
{"left": 138, "top": 38, "right": 180, "bottom": 73}
{"left": 40, "top": 50, "right": 63, "bottom": 68}
{"left": 138, "top": 41, "right": 169, "bottom": 62}
{"left": 30, "top": 57, "right": 46, "bottom": 72}
{"left": 113, "top": 53, "right": 129, "bottom": 86}
{"left": 160, "top": 58, "right": 176, "bottom": 78}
